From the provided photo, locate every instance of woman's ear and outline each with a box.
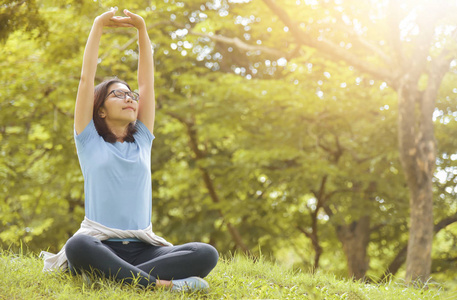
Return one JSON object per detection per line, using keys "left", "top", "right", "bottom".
{"left": 98, "top": 108, "right": 106, "bottom": 118}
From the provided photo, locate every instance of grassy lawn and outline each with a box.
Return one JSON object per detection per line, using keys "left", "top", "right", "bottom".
{"left": 0, "top": 251, "right": 455, "bottom": 299}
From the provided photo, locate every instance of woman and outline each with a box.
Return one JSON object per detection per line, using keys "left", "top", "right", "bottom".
{"left": 42, "top": 8, "right": 218, "bottom": 292}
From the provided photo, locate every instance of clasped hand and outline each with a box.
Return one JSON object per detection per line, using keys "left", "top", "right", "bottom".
{"left": 95, "top": 7, "right": 145, "bottom": 29}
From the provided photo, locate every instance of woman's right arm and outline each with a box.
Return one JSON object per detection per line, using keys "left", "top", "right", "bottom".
{"left": 74, "top": 8, "right": 132, "bottom": 134}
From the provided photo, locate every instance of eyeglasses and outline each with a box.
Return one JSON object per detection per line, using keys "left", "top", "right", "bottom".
{"left": 105, "top": 89, "right": 140, "bottom": 101}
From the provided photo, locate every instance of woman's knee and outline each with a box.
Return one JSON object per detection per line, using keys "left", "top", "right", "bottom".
{"left": 204, "top": 244, "right": 219, "bottom": 266}
{"left": 65, "top": 234, "right": 101, "bottom": 262}
{"left": 193, "top": 243, "right": 219, "bottom": 269}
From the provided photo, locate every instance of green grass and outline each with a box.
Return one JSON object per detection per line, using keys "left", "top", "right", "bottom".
{"left": 1, "top": 251, "right": 456, "bottom": 299}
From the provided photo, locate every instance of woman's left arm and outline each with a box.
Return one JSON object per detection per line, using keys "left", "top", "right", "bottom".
{"left": 118, "top": 9, "right": 155, "bottom": 133}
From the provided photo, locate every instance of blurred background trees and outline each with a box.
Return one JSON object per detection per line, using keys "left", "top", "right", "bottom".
{"left": 1, "top": 0, "right": 457, "bottom": 286}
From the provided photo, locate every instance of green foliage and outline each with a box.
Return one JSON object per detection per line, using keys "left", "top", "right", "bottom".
{"left": 0, "top": 0, "right": 48, "bottom": 43}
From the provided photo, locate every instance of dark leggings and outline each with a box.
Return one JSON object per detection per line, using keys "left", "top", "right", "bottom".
{"left": 65, "top": 234, "right": 219, "bottom": 288}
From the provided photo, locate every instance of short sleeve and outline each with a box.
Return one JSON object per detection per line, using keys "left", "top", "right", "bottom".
{"left": 74, "top": 119, "right": 98, "bottom": 151}
{"left": 134, "top": 120, "right": 155, "bottom": 147}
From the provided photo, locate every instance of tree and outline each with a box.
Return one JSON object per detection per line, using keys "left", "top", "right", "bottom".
{"left": 189, "top": 0, "right": 457, "bottom": 283}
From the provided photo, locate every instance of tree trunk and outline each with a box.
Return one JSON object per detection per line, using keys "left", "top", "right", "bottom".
{"left": 336, "top": 215, "right": 371, "bottom": 280}
{"left": 297, "top": 225, "right": 323, "bottom": 272}
{"left": 379, "top": 212, "right": 457, "bottom": 282}
{"left": 397, "top": 81, "right": 436, "bottom": 283}
{"left": 405, "top": 179, "right": 434, "bottom": 283}
{"left": 295, "top": 175, "right": 328, "bottom": 272}
{"left": 168, "top": 112, "right": 251, "bottom": 255}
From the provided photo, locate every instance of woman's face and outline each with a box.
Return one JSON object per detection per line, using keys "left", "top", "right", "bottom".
{"left": 99, "top": 83, "right": 139, "bottom": 124}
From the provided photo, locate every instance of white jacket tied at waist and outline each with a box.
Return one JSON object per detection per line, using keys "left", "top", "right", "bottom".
{"left": 40, "top": 217, "right": 172, "bottom": 272}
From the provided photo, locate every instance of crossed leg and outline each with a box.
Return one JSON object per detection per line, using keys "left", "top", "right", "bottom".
{"left": 65, "top": 234, "right": 218, "bottom": 288}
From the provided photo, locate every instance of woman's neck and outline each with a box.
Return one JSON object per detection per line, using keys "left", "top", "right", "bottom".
{"left": 106, "top": 121, "right": 129, "bottom": 142}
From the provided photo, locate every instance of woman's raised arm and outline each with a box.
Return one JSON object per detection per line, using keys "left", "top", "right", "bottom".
{"left": 74, "top": 8, "right": 133, "bottom": 134}
{"left": 114, "top": 10, "right": 155, "bottom": 134}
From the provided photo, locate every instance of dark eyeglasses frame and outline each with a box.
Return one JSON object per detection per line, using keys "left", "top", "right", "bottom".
{"left": 105, "top": 89, "right": 140, "bottom": 101}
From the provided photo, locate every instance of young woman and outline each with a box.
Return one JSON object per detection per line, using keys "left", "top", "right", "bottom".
{"left": 42, "top": 8, "right": 218, "bottom": 292}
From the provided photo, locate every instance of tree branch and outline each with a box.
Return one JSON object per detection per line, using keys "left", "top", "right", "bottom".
{"left": 405, "top": 2, "right": 447, "bottom": 85}
{"left": 190, "top": 31, "right": 287, "bottom": 59}
{"left": 429, "top": 26, "right": 457, "bottom": 83}
{"left": 387, "top": 0, "right": 405, "bottom": 68}
{"left": 260, "top": 0, "right": 394, "bottom": 83}
{"left": 329, "top": 20, "right": 393, "bottom": 66}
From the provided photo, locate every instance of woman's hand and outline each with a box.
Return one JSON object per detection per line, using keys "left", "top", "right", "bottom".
{"left": 110, "top": 9, "right": 146, "bottom": 30}
{"left": 94, "top": 8, "right": 134, "bottom": 28}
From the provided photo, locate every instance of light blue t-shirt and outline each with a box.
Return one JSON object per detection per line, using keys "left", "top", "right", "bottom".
{"left": 74, "top": 120, "right": 154, "bottom": 230}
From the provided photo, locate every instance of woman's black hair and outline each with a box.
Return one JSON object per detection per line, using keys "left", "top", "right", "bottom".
{"left": 93, "top": 78, "right": 137, "bottom": 143}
